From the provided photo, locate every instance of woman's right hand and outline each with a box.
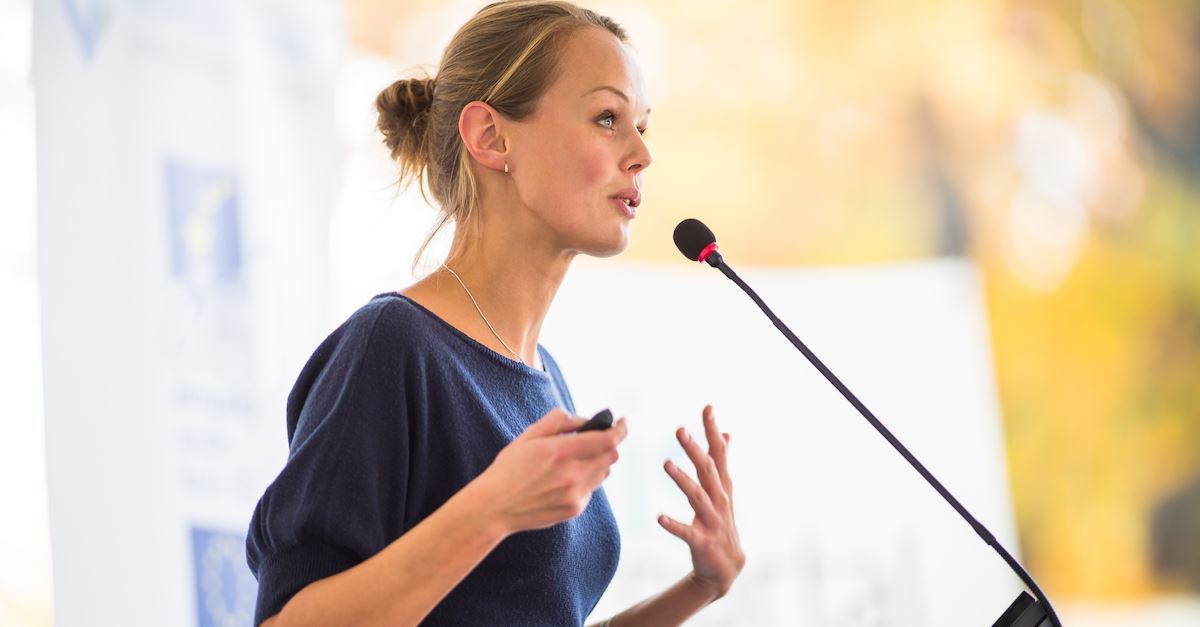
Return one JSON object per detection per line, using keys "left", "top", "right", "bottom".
{"left": 474, "top": 408, "right": 627, "bottom": 534}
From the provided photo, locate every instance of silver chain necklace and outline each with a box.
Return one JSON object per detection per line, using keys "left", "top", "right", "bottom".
{"left": 441, "top": 262, "right": 529, "bottom": 365}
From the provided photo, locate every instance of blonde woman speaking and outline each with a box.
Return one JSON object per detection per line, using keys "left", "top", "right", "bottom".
{"left": 246, "top": 2, "right": 744, "bottom": 625}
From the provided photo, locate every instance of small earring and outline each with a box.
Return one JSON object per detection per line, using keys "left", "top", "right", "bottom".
{"left": 503, "top": 161, "right": 509, "bottom": 174}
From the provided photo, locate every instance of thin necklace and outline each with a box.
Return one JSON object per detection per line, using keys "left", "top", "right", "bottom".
{"left": 441, "top": 262, "right": 530, "bottom": 366}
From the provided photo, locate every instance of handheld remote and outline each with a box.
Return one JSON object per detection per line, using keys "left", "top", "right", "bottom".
{"left": 577, "top": 408, "right": 614, "bottom": 432}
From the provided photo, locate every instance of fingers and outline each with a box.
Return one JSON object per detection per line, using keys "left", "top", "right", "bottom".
{"left": 722, "top": 433, "right": 732, "bottom": 492}
{"left": 583, "top": 461, "right": 614, "bottom": 493}
{"left": 677, "top": 422, "right": 728, "bottom": 509}
{"left": 664, "top": 459, "right": 718, "bottom": 525}
{"left": 657, "top": 513, "right": 696, "bottom": 543}
{"left": 575, "top": 419, "right": 627, "bottom": 491}
{"left": 701, "top": 406, "right": 733, "bottom": 495}
{"left": 520, "top": 407, "right": 584, "bottom": 440}
{"left": 559, "top": 417, "right": 627, "bottom": 460}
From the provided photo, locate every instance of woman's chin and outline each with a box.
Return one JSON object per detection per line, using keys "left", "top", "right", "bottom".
{"left": 581, "top": 229, "right": 630, "bottom": 258}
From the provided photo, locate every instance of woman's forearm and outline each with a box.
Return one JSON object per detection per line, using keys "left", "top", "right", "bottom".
{"left": 594, "top": 572, "right": 721, "bottom": 627}
{"left": 264, "top": 479, "right": 509, "bottom": 627}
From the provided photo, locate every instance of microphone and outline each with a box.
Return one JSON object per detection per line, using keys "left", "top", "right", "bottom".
{"left": 673, "top": 218, "right": 1061, "bottom": 627}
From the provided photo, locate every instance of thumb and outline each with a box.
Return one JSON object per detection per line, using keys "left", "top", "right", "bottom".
{"left": 518, "top": 408, "right": 584, "bottom": 440}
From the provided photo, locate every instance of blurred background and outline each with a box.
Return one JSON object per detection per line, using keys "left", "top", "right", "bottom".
{"left": 4, "top": 0, "right": 1199, "bottom": 624}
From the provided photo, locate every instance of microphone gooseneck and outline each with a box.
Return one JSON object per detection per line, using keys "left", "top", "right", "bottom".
{"left": 674, "top": 218, "right": 1062, "bottom": 627}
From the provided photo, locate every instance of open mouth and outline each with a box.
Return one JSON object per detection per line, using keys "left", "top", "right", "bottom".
{"left": 610, "top": 196, "right": 636, "bottom": 218}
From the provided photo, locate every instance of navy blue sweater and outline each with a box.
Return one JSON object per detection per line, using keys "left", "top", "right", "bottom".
{"left": 246, "top": 292, "right": 621, "bottom": 625}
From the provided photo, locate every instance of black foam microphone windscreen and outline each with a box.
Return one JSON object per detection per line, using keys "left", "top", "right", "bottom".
{"left": 673, "top": 219, "right": 717, "bottom": 261}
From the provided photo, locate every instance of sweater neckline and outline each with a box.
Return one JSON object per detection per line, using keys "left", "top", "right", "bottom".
{"left": 378, "top": 292, "right": 552, "bottom": 379}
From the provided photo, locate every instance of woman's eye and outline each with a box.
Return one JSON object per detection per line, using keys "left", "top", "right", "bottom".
{"left": 598, "top": 112, "right": 647, "bottom": 137}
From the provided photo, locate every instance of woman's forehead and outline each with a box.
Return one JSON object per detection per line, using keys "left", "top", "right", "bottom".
{"left": 554, "top": 28, "right": 651, "bottom": 114}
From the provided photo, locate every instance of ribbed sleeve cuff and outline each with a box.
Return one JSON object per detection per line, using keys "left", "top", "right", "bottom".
{"left": 253, "top": 543, "right": 362, "bottom": 626}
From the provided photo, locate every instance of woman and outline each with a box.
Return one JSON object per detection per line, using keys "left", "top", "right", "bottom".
{"left": 246, "top": 2, "right": 744, "bottom": 625}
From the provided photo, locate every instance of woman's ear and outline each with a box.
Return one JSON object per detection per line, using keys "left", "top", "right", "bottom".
{"left": 459, "top": 101, "right": 509, "bottom": 174}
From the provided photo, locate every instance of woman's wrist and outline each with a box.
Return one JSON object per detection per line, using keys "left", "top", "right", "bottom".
{"left": 460, "top": 473, "right": 515, "bottom": 540}
{"left": 683, "top": 570, "right": 726, "bottom": 603}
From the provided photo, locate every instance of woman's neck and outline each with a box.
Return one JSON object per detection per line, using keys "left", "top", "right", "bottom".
{"left": 401, "top": 224, "right": 575, "bottom": 369}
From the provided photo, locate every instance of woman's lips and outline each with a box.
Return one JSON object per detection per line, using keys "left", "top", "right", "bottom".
{"left": 610, "top": 196, "right": 636, "bottom": 219}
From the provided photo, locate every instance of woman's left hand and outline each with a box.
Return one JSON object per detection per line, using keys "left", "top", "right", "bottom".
{"left": 658, "top": 404, "right": 745, "bottom": 600}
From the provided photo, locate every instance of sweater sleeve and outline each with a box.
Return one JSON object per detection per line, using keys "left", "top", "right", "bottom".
{"left": 245, "top": 300, "right": 412, "bottom": 625}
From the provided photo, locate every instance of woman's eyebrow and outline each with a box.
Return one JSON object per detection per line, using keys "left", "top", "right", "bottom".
{"left": 582, "top": 85, "right": 651, "bottom": 115}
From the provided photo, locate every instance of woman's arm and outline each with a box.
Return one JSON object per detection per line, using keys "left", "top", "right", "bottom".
{"left": 585, "top": 570, "right": 722, "bottom": 627}
{"left": 262, "top": 409, "right": 627, "bottom": 627}
{"left": 262, "top": 478, "right": 508, "bottom": 627}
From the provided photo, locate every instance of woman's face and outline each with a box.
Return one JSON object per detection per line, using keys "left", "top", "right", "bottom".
{"left": 508, "top": 27, "right": 653, "bottom": 257}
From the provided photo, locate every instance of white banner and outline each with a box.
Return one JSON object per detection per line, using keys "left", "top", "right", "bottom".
{"left": 35, "top": 1, "right": 343, "bottom": 625}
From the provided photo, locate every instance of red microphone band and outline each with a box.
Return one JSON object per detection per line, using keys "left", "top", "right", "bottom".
{"left": 697, "top": 242, "right": 719, "bottom": 264}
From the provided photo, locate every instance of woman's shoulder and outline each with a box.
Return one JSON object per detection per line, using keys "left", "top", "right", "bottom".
{"left": 284, "top": 292, "right": 430, "bottom": 441}
{"left": 294, "top": 292, "right": 436, "bottom": 394}
{"left": 335, "top": 291, "right": 439, "bottom": 348}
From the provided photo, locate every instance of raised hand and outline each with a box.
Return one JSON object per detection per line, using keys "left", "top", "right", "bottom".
{"left": 658, "top": 404, "right": 745, "bottom": 600}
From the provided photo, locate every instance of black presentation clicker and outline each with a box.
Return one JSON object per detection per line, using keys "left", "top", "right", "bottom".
{"left": 577, "top": 408, "right": 613, "bottom": 432}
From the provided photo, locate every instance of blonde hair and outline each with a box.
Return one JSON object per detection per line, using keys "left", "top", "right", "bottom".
{"left": 375, "top": 0, "right": 630, "bottom": 271}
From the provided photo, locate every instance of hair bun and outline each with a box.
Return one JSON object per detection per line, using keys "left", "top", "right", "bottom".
{"left": 375, "top": 75, "right": 435, "bottom": 165}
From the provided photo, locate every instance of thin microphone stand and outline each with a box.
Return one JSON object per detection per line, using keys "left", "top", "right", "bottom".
{"left": 707, "top": 251, "right": 1061, "bottom": 627}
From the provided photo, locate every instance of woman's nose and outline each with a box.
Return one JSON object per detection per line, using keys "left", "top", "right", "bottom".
{"left": 626, "top": 138, "right": 652, "bottom": 173}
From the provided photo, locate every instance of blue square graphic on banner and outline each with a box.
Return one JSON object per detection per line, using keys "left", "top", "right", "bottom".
{"left": 191, "top": 526, "right": 257, "bottom": 627}
{"left": 165, "top": 160, "right": 243, "bottom": 285}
